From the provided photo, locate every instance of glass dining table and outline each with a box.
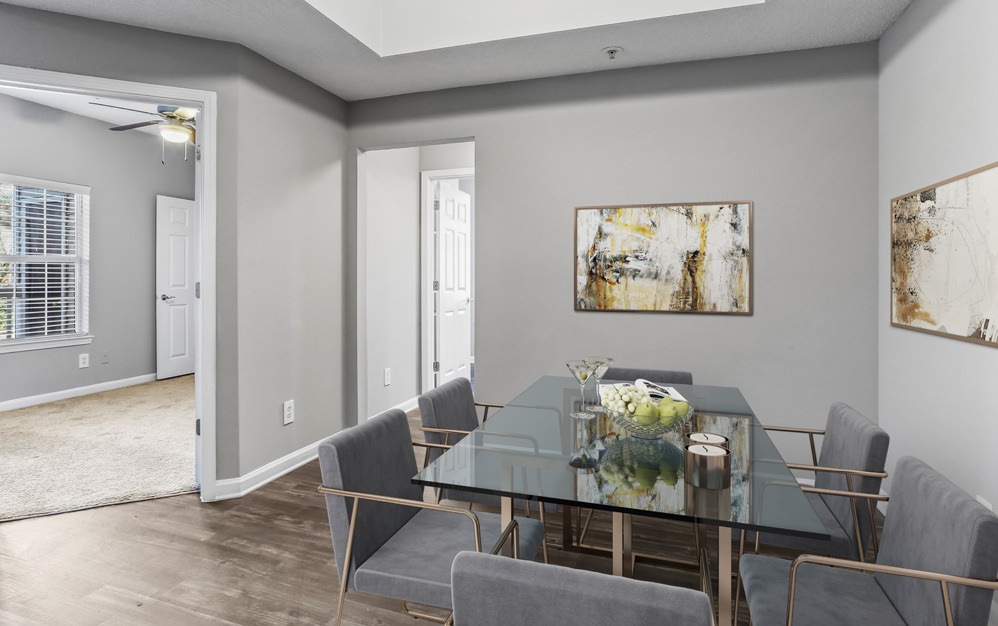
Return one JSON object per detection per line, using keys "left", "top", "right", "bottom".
{"left": 413, "top": 375, "right": 827, "bottom": 626}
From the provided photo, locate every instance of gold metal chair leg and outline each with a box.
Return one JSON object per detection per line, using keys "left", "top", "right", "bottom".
{"left": 579, "top": 509, "right": 595, "bottom": 544}
{"left": 401, "top": 600, "right": 453, "bottom": 624}
{"left": 334, "top": 497, "right": 361, "bottom": 626}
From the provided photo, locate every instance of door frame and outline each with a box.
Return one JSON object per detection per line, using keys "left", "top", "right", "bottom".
{"left": 0, "top": 63, "right": 220, "bottom": 501}
{"left": 420, "top": 168, "right": 475, "bottom": 393}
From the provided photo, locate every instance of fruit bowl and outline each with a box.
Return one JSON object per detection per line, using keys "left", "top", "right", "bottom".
{"left": 599, "top": 383, "right": 694, "bottom": 439}
{"left": 606, "top": 404, "right": 694, "bottom": 438}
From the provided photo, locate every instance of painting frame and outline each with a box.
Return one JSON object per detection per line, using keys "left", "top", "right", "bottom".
{"left": 890, "top": 161, "right": 998, "bottom": 348}
{"left": 574, "top": 202, "right": 753, "bottom": 315}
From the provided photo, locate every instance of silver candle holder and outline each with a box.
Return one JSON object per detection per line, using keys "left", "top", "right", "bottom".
{"left": 684, "top": 442, "right": 731, "bottom": 489}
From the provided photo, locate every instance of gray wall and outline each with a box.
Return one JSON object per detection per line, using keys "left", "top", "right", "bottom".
{"left": 879, "top": 0, "right": 998, "bottom": 508}
{"left": 364, "top": 146, "right": 420, "bottom": 415}
{"left": 420, "top": 142, "right": 475, "bottom": 172}
{"left": 0, "top": 4, "right": 349, "bottom": 479}
{"left": 348, "top": 44, "right": 880, "bottom": 445}
{"left": 0, "top": 93, "right": 194, "bottom": 402}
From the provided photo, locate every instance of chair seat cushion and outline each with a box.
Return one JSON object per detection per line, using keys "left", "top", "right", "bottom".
{"left": 755, "top": 491, "right": 855, "bottom": 558}
{"left": 739, "top": 554, "right": 907, "bottom": 626}
{"left": 354, "top": 509, "right": 545, "bottom": 609}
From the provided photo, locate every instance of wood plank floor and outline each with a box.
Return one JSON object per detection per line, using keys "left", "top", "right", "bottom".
{"left": 0, "top": 413, "right": 846, "bottom": 625}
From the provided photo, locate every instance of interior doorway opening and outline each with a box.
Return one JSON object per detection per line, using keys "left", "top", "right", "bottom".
{"left": 357, "top": 140, "right": 474, "bottom": 420}
{"left": 421, "top": 169, "right": 475, "bottom": 393}
{"left": 0, "top": 63, "right": 218, "bottom": 503}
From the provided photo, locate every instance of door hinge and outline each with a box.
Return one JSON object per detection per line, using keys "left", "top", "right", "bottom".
{"left": 433, "top": 200, "right": 440, "bottom": 211}
{"left": 433, "top": 280, "right": 440, "bottom": 291}
{"left": 196, "top": 418, "right": 201, "bottom": 436}
{"left": 433, "top": 361, "right": 440, "bottom": 373}
{"left": 196, "top": 145, "right": 202, "bottom": 161}
{"left": 195, "top": 282, "right": 201, "bottom": 299}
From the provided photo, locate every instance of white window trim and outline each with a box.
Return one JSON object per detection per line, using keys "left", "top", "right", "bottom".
{"left": 0, "top": 173, "right": 91, "bottom": 353}
{"left": 0, "top": 333, "right": 93, "bottom": 354}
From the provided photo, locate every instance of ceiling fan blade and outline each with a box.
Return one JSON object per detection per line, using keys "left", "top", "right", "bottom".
{"left": 90, "top": 101, "right": 161, "bottom": 116}
{"left": 109, "top": 120, "right": 161, "bottom": 131}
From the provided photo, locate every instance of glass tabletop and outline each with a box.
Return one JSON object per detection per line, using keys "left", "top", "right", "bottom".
{"left": 414, "top": 375, "right": 828, "bottom": 538}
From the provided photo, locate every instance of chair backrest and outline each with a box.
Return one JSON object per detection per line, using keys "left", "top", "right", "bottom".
{"left": 418, "top": 377, "right": 480, "bottom": 450}
{"left": 602, "top": 367, "right": 693, "bottom": 385}
{"left": 814, "top": 402, "right": 889, "bottom": 557}
{"left": 450, "top": 551, "right": 713, "bottom": 626}
{"left": 318, "top": 409, "right": 422, "bottom": 586}
{"left": 875, "top": 456, "right": 998, "bottom": 626}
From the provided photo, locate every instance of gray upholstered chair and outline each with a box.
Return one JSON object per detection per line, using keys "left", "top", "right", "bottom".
{"left": 752, "top": 402, "right": 890, "bottom": 561}
{"left": 318, "top": 408, "right": 546, "bottom": 626}
{"left": 602, "top": 366, "right": 694, "bottom": 385}
{"left": 418, "top": 377, "right": 551, "bottom": 561}
{"left": 418, "top": 377, "right": 502, "bottom": 504}
{"left": 450, "top": 551, "right": 714, "bottom": 626}
{"left": 739, "top": 456, "right": 998, "bottom": 626}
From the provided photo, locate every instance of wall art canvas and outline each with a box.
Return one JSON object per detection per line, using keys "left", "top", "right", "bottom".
{"left": 891, "top": 162, "right": 998, "bottom": 347}
{"left": 575, "top": 203, "right": 752, "bottom": 314}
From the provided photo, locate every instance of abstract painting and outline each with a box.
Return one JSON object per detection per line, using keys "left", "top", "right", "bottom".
{"left": 575, "top": 203, "right": 752, "bottom": 314}
{"left": 891, "top": 162, "right": 998, "bottom": 347}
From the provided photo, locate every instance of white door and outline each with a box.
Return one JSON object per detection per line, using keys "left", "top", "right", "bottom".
{"left": 435, "top": 180, "right": 473, "bottom": 386}
{"left": 156, "top": 195, "right": 198, "bottom": 379}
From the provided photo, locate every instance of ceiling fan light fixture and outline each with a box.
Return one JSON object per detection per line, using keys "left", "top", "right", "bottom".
{"left": 160, "top": 122, "right": 193, "bottom": 144}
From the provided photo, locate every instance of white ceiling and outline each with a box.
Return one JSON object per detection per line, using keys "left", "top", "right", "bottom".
{"left": 2, "top": 0, "right": 912, "bottom": 102}
{"left": 309, "top": 0, "right": 765, "bottom": 57}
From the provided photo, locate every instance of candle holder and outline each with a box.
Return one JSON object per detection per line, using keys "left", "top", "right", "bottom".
{"left": 684, "top": 443, "right": 731, "bottom": 489}
{"left": 685, "top": 432, "right": 729, "bottom": 448}
{"left": 685, "top": 483, "right": 732, "bottom": 520}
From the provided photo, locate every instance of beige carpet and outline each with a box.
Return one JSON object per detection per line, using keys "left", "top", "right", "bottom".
{"left": 0, "top": 376, "right": 198, "bottom": 521}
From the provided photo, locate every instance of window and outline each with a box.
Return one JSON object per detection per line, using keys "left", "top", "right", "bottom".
{"left": 0, "top": 174, "right": 90, "bottom": 353}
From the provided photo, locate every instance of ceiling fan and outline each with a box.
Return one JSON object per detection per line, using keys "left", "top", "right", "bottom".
{"left": 90, "top": 101, "right": 198, "bottom": 144}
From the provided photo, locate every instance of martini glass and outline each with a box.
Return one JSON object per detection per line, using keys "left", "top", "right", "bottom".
{"left": 583, "top": 356, "right": 614, "bottom": 411}
{"left": 566, "top": 360, "right": 597, "bottom": 419}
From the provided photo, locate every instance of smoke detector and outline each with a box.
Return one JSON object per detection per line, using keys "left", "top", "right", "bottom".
{"left": 602, "top": 46, "right": 623, "bottom": 60}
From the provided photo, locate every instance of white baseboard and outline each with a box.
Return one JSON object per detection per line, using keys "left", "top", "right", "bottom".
{"left": 0, "top": 373, "right": 158, "bottom": 412}
{"left": 211, "top": 439, "right": 321, "bottom": 501}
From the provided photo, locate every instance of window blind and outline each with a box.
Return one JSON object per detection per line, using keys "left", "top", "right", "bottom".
{"left": 0, "top": 176, "right": 90, "bottom": 345}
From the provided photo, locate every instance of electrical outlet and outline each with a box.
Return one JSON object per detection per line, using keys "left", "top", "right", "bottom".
{"left": 977, "top": 495, "right": 993, "bottom": 511}
{"left": 282, "top": 399, "right": 295, "bottom": 426}
{"left": 384, "top": 368, "right": 391, "bottom": 386}
{"left": 78, "top": 353, "right": 89, "bottom": 368}
{"left": 100, "top": 351, "right": 110, "bottom": 365}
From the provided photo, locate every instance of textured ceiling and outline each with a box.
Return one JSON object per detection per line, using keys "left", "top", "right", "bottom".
{"left": 2, "top": 0, "right": 912, "bottom": 101}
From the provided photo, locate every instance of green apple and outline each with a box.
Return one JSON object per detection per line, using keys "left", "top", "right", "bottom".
{"left": 659, "top": 465, "right": 679, "bottom": 487}
{"left": 634, "top": 402, "right": 659, "bottom": 424}
{"left": 672, "top": 401, "right": 690, "bottom": 416}
{"left": 658, "top": 400, "right": 680, "bottom": 418}
{"left": 634, "top": 466, "right": 658, "bottom": 489}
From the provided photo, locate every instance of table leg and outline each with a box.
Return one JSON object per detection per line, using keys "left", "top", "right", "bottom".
{"left": 563, "top": 506, "right": 575, "bottom": 549}
{"left": 611, "top": 512, "right": 633, "bottom": 577}
{"left": 500, "top": 496, "right": 514, "bottom": 557}
{"left": 717, "top": 526, "right": 732, "bottom": 626}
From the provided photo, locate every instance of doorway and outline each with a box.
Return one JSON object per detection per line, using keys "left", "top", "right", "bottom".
{"left": 357, "top": 141, "right": 474, "bottom": 420}
{"left": 0, "top": 63, "right": 219, "bottom": 500}
{"left": 421, "top": 169, "right": 475, "bottom": 392}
